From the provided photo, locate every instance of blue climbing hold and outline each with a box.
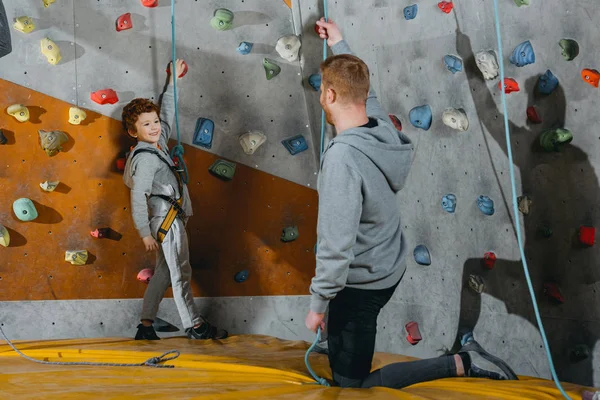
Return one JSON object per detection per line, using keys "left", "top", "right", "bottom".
{"left": 409, "top": 105, "right": 432, "bottom": 131}
{"left": 442, "top": 194, "right": 457, "bottom": 213}
{"left": 404, "top": 4, "right": 418, "bottom": 20}
{"left": 443, "top": 55, "right": 463, "bottom": 74}
{"left": 281, "top": 135, "right": 308, "bottom": 155}
{"left": 477, "top": 195, "right": 495, "bottom": 216}
{"left": 537, "top": 69, "right": 559, "bottom": 95}
{"left": 309, "top": 74, "right": 322, "bottom": 91}
{"left": 414, "top": 245, "right": 431, "bottom": 266}
{"left": 236, "top": 42, "right": 253, "bottom": 55}
{"left": 234, "top": 270, "right": 249, "bottom": 283}
{"left": 509, "top": 40, "right": 535, "bottom": 67}
{"left": 192, "top": 118, "right": 214, "bottom": 149}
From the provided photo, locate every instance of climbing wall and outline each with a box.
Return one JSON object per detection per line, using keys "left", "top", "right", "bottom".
{"left": 297, "top": 0, "right": 600, "bottom": 386}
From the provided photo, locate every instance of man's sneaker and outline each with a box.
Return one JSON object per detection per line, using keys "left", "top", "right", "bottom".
{"left": 186, "top": 321, "right": 228, "bottom": 340}
{"left": 459, "top": 340, "right": 518, "bottom": 380}
{"left": 135, "top": 323, "right": 160, "bottom": 340}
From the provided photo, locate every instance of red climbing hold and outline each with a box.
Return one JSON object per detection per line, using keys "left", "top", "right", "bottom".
{"left": 438, "top": 1, "right": 453, "bottom": 13}
{"left": 483, "top": 252, "right": 496, "bottom": 270}
{"left": 90, "top": 228, "right": 110, "bottom": 238}
{"left": 405, "top": 321, "right": 422, "bottom": 345}
{"left": 527, "top": 106, "right": 542, "bottom": 124}
{"left": 137, "top": 268, "right": 154, "bottom": 283}
{"left": 498, "top": 78, "right": 520, "bottom": 93}
{"left": 581, "top": 69, "right": 600, "bottom": 88}
{"left": 543, "top": 282, "right": 564, "bottom": 304}
{"left": 315, "top": 22, "right": 324, "bottom": 36}
{"left": 116, "top": 157, "right": 126, "bottom": 171}
{"left": 165, "top": 60, "right": 189, "bottom": 78}
{"left": 141, "top": 0, "right": 158, "bottom": 8}
{"left": 90, "top": 89, "right": 119, "bottom": 105}
{"left": 579, "top": 226, "right": 595, "bottom": 246}
{"left": 116, "top": 13, "right": 132, "bottom": 32}
{"left": 389, "top": 114, "right": 402, "bottom": 131}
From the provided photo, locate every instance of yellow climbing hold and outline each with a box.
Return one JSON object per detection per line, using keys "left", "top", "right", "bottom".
{"left": 41, "top": 37, "right": 61, "bottom": 65}
{"left": 13, "top": 16, "right": 36, "bottom": 33}
{"left": 40, "top": 181, "right": 60, "bottom": 192}
{"left": 7, "top": 104, "right": 30, "bottom": 122}
{"left": 69, "top": 107, "right": 87, "bottom": 125}
{"left": 65, "top": 250, "right": 89, "bottom": 266}
{"left": 43, "top": 0, "right": 56, "bottom": 7}
{"left": 0, "top": 225, "right": 9, "bottom": 247}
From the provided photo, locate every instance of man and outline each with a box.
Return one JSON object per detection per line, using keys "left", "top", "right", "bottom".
{"left": 305, "top": 18, "right": 518, "bottom": 389}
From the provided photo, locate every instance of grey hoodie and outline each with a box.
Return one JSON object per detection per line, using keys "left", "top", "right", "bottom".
{"left": 309, "top": 40, "right": 414, "bottom": 314}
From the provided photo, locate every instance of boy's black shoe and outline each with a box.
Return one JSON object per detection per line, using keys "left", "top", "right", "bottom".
{"left": 135, "top": 323, "right": 160, "bottom": 340}
{"left": 186, "top": 321, "right": 228, "bottom": 340}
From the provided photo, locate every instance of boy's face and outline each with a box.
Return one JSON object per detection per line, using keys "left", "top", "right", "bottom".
{"left": 130, "top": 111, "right": 161, "bottom": 145}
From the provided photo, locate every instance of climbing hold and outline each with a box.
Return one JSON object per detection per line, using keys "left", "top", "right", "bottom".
{"left": 308, "top": 74, "right": 321, "bottom": 91}
{"left": 413, "top": 245, "right": 431, "bottom": 266}
{"left": 165, "top": 60, "right": 188, "bottom": 78}
{"left": 281, "top": 135, "right": 308, "bottom": 155}
{"left": 68, "top": 107, "right": 87, "bottom": 125}
{"left": 543, "top": 282, "right": 564, "bottom": 304}
{"left": 38, "top": 130, "right": 68, "bottom": 157}
{"left": 405, "top": 321, "right": 422, "bottom": 345}
{"left": 517, "top": 195, "right": 532, "bottom": 215}
{"left": 509, "top": 40, "right": 535, "bottom": 67}
{"left": 65, "top": 250, "right": 89, "bottom": 266}
{"left": 513, "top": 0, "right": 529, "bottom": 6}
{"left": 539, "top": 226, "right": 553, "bottom": 238}
{"left": 579, "top": 226, "right": 595, "bottom": 247}
{"left": 0, "top": 130, "right": 6, "bottom": 145}
{"left": 209, "top": 159, "right": 236, "bottom": 181}
{"left": 90, "top": 228, "right": 110, "bottom": 239}
{"left": 276, "top": 35, "right": 301, "bottom": 62}
{"left": 141, "top": 0, "right": 158, "bottom": 7}
{"left": 192, "top": 118, "right": 214, "bottom": 149}
{"left": 443, "top": 55, "right": 462, "bottom": 74}
{"left": 234, "top": 270, "right": 249, "bottom": 283}
{"left": 527, "top": 106, "right": 542, "bottom": 124}
{"left": 263, "top": 58, "right": 281, "bottom": 80}
{"left": 389, "top": 114, "right": 402, "bottom": 131}
{"left": 239, "top": 131, "right": 267, "bottom": 155}
{"left": 442, "top": 194, "right": 457, "bottom": 213}
{"left": 438, "top": 1, "right": 453, "bottom": 13}
{"left": 477, "top": 195, "right": 495, "bottom": 216}
{"left": 283, "top": 0, "right": 292, "bottom": 8}
{"left": 403, "top": 4, "right": 418, "bottom": 20}
{"left": 40, "top": 180, "right": 59, "bottom": 192}
{"left": 314, "top": 22, "right": 321, "bottom": 36}
{"left": 281, "top": 226, "right": 299, "bottom": 242}
{"left": 539, "top": 128, "right": 573, "bottom": 152}
{"left": 116, "top": 13, "right": 132, "bottom": 32}
{"left": 236, "top": 42, "right": 253, "bottom": 55}
{"left": 498, "top": 78, "right": 520, "bottom": 94}
{"left": 0, "top": 224, "right": 9, "bottom": 247}
{"left": 211, "top": 8, "right": 234, "bottom": 31}
{"left": 13, "top": 16, "right": 35, "bottom": 33}
{"left": 442, "top": 108, "right": 469, "bottom": 131}
{"left": 13, "top": 198, "right": 38, "bottom": 222}
{"left": 570, "top": 344, "right": 590, "bottom": 363}
{"left": 7, "top": 104, "right": 30, "bottom": 122}
{"left": 43, "top": 0, "right": 55, "bottom": 7}
{"left": 483, "top": 252, "right": 496, "bottom": 270}
{"left": 581, "top": 69, "right": 600, "bottom": 88}
{"left": 537, "top": 70, "right": 559, "bottom": 95}
{"left": 90, "top": 89, "right": 119, "bottom": 105}
{"left": 409, "top": 105, "right": 432, "bottom": 131}
{"left": 475, "top": 50, "right": 499, "bottom": 80}
{"left": 559, "top": 39, "right": 579, "bottom": 61}
{"left": 468, "top": 274, "right": 484, "bottom": 294}
{"left": 116, "top": 158, "right": 126, "bottom": 171}
{"left": 40, "top": 37, "right": 61, "bottom": 65}
{"left": 137, "top": 268, "right": 154, "bottom": 283}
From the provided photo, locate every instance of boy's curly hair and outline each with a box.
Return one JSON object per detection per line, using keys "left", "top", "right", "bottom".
{"left": 121, "top": 98, "right": 160, "bottom": 136}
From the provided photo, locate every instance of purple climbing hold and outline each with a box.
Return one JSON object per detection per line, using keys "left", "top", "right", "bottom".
{"left": 509, "top": 40, "right": 535, "bottom": 67}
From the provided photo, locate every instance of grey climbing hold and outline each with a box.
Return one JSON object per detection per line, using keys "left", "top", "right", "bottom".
{"left": 442, "top": 108, "right": 469, "bottom": 131}
{"left": 477, "top": 195, "right": 495, "bottom": 216}
{"left": 537, "top": 70, "right": 559, "bottom": 95}
{"left": 409, "top": 105, "right": 432, "bottom": 131}
{"left": 281, "top": 135, "right": 308, "bottom": 155}
{"left": 237, "top": 42, "right": 253, "bottom": 55}
{"left": 281, "top": 226, "right": 299, "bottom": 242}
{"left": 509, "top": 40, "right": 535, "bottom": 67}
{"left": 209, "top": 159, "right": 236, "bottom": 181}
{"left": 442, "top": 194, "right": 457, "bottom": 213}
{"left": 468, "top": 274, "right": 484, "bottom": 294}
{"left": 404, "top": 4, "right": 418, "bottom": 20}
{"left": 234, "top": 270, "right": 249, "bottom": 283}
{"left": 559, "top": 39, "right": 579, "bottom": 61}
{"left": 413, "top": 245, "right": 431, "bottom": 266}
{"left": 263, "top": 58, "right": 281, "bottom": 80}
{"left": 210, "top": 8, "right": 234, "bottom": 31}
{"left": 309, "top": 74, "right": 321, "bottom": 91}
{"left": 475, "top": 50, "right": 499, "bottom": 80}
{"left": 517, "top": 195, "right": 532, "bottom": 215}
{"left": 443, "top": 55, "right": 463, "bottom": 74}
{"left": 193, "top": 118, "right": 214, "bottom": 149}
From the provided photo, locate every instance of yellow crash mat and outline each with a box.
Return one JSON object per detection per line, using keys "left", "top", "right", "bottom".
{"left": 0, "top": 334, "right": 595, "bottom": 399}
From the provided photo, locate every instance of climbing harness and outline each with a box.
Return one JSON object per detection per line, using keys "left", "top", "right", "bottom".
{"left": 491, "top": 0, "right": 569, "bottom": 398}
{"left": 131, "top": 148, "right": 186, "bottom": 243}
{"left": 0, "top": 324, "right": 179, "bottom": 368}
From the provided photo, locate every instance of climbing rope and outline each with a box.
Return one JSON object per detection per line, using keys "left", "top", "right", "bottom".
{"left": 0, "top": 324, "right": 180, "bottom": 368}
{"left": 491, "top": 1, "right": 569, "bottom": 398}
{"left": 304, "top": 326, "right": 330, "bottom": 386}
{"left": 318, "top": 0, "right": 329, "bottom": 160}
{"left": 169, "top": 0, "right": 189, "bottom": 184}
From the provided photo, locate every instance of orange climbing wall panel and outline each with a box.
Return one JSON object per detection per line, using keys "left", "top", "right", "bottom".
{"left": 0, "top": 79, "right": 318, "bottom": 301}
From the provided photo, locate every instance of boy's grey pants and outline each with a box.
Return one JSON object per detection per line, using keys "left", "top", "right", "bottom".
{"left": 140, "top": 216, "right": 202, "bottom": 330}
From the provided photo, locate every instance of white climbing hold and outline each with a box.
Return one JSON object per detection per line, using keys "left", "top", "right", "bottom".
{"left": 475, "top": 50, "right": 499, "bottom": 80}
{"left": 40, "top": 181, "right": 60, "bottom": 192}
{"left": 442, "top": 108, "right": 469, "bottom": 131}
{"left": 239, "top": 131, "right": 267, "bottom": 155}
{"left": 276, "top": 35, "right": 301, "bottom": 62}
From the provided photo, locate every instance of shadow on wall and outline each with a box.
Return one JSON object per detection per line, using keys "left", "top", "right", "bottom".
{"left": 453, "top": 27, "right": 600, "bottom": 385}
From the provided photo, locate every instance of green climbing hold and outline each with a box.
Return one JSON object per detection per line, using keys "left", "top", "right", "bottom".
{"left": 263, "top": 58, "right": 281, "bottom": 80}
{"left": 210, "top": 8, "right": 234, "bottom": 31}
{"left": 209, "top": 159, "right": 236, "bottom": 181}
{"left": 281, "top": 226, "right": 299, "bottom": 242}
{"left": 13, "top": 198, "right": 38, "bottom": 222}
{"left": 513, "top": 0, "right": 529, "bottom": 6}
{"left": 539, "top": 128, "right": 573, "bottom": 152}
{"left": 559, "top": 39, "right": 579, "bottom": 61}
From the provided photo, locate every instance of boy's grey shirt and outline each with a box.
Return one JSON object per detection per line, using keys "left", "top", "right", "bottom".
{"left": 123, "top": 84, "right": 193, "bottom": 239}
{"left": 309, "top": 40, "right": 414, "bottom": 314}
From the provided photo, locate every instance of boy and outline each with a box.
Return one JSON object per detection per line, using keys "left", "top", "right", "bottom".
{"left": 122, "top": 59, "right": 227, "bottom": 341}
